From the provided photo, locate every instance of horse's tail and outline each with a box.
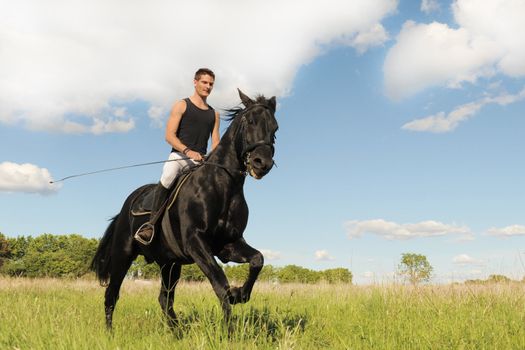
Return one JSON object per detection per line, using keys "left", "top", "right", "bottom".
{"left": 90, "top": 214, "right": 119, "bottom": 286}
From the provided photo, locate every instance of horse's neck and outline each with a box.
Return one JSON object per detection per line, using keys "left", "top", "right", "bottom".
{"left": 207, "top": 122, "right": 243, "bottom": 169}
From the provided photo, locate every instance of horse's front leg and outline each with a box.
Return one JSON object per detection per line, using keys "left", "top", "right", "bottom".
{"left": 186, "top": 235, "right": 233, "bottom": 321}
{"left": 217, "top": 238, "right": 264, "bottom": 304}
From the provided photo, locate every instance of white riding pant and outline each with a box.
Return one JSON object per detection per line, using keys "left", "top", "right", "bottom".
{"left": 159, "top": 152, "right": 198, "bottom": 189}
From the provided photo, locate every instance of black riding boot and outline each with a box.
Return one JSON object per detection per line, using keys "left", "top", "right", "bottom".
{"left": 134, "top": 183, "right": 170, "bottom": 245}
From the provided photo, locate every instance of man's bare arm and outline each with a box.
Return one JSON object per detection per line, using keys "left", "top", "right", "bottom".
{"left": 211, "top": 111, "right": 220, "bottom": 151}
{"left": 165, "top": 100, "right": 187, "bottom": 152}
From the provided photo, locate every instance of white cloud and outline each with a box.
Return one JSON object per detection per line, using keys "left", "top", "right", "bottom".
{"left": 90, "top": 118, "right": 135, "bottom": 135}
{"left": 45, "top": 117, "right": 135, "bottom": 135}
{"left": 402, "top": 87, "right": 525, "bottom": 132}
{"left": 315, "top": 250, "right": 334, "bottom": 261}
{"left": 0, "top": 0, "right": 397, "bottom": 133}
{"left": 452, "top": 254, "right": 484, "bottom": 265}
{"left": 487, "top": 225, "right": 525, "bottom": 237}
{"left": 148, "top": 105, "right": 167, "bottom": 128}
{"left": 385, "top": 0, "right": 525, "bottom": 99}
{"left": 0, "top": 162, "right": 61, "bottom": 194}
{"left": 348, "top": 23, "right": 390, "bottom": 54}
{"left": 261, "top": 249, "right": 282, "bottom": 261}
{"left": 421, "top": 0, "right": 440, "bottom": 14}
{"left": 344, "top": 219, "right": 472, "bottom": 240}
{"left": 453, "top": 0, "right": 525, "bottom": 77}
{"left": 384, "top": 21, "right": 500, "bottom": 99}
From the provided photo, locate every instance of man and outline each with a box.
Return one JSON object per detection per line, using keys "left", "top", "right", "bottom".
{"left": 134, "top": 68, "right": 220, "bottom": 245}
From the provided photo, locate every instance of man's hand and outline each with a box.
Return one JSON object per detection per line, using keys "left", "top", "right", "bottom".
{"left": 186, "top": 150, "right": 203, "bottom": 162}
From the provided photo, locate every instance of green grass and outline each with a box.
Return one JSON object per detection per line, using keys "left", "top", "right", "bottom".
{"left": 1, "top": 277, "right": 524, "bottom": 349}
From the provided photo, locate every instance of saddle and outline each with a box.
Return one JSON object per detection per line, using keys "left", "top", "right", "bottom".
{"left": 131, "top": 171, "right": 193, "bottom": 217}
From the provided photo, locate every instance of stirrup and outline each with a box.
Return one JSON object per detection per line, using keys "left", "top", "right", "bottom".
{"left": 134, "top": 222, "right": 155, "bottom": 245}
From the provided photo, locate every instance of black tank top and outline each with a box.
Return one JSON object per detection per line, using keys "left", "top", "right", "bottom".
{"left": 172, "top": 98, "right": 215, "bottom": 155}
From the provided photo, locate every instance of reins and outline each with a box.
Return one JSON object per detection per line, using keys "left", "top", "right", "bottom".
{"left": 50, "top": 157, "right": 246, "bottom": 184}
{"left": 50, "top": 157, "right": 194, "bottom": 183}
{"left": 201, "top": 161, "right": 246, "bottom": 178}
{"left": 51, "top": 103, "right": 275, "bottom": 184}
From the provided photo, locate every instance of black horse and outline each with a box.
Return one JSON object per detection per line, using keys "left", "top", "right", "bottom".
{"left": 90, "top": 89, "right": 278, "bottom": 329}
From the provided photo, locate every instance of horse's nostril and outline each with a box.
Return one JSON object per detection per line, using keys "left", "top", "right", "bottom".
{"left": 252, "top": 157, "right": 270, "bottom": 171}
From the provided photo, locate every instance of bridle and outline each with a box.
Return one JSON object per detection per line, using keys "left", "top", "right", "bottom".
{"left": 203, "top": 103, "right": 276, "bottom": 179}
{"left": 238, "top": 104, "right": 276, "bottom": 172}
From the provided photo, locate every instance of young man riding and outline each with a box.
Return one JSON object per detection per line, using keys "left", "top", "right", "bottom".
{"left": 134, "top": 68, "right": 220, "bottom": 245}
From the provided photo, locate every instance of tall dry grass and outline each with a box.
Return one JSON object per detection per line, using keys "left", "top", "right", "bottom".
{"left": 1, "top": 277, "right": 524, "bottom": 349}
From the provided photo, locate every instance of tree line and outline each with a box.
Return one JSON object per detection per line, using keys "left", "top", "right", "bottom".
{"left": 0, "top": 233, "right": 352, "bottom": 284}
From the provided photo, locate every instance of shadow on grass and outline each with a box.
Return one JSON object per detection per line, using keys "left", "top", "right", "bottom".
{"left": 169, "top": 305, "right": 307, "bottom": 342}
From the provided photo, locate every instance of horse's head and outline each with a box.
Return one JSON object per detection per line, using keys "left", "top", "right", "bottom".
{"left": 237, "top": 89, "right": 278, "bottom": 180}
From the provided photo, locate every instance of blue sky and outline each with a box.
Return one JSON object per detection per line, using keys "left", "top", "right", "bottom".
{"left": 1, "top": 0, "right": 524, "bottom": 284}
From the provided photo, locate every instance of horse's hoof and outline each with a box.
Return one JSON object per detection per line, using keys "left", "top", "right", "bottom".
{"left": 228, "top": 287, "right": 243, "bottom": 304}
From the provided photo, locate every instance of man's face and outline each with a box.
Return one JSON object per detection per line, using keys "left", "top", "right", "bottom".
{"left": 194, "top": 74, "right": 215, "bottom": 97}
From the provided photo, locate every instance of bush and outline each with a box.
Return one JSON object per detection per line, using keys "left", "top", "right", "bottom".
{"left": 0, "top": 234, "right": 98, "bottom": 278}
{"left": 277, "top": 265, "right": 321, "bottom": 284}
{"left": 321, "top": 268, "right": 353, "bottom": 284}
{"left": 0, "top": 233, "right": 353, "bottom": 284}
{"left": 128, "top": 256, "right": 161, "bottom": 279}
{"left": 0, "top": 233, "right": 9, "bottom": 269}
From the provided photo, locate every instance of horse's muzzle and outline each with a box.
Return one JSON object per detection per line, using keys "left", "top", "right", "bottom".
{"left": 246, "top": 147, "right": 274, "bottom": 179}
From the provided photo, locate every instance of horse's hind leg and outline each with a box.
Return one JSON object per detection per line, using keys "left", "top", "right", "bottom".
{"left": 104, "top": 253, "right": 135, "bottom": 330}
{"left": 158, "top": 262, "right": 182, "bottom": 328}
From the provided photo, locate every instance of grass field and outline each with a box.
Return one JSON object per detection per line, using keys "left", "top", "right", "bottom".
{"left": 1, "top": 277, "right": 524, "bottom": 349}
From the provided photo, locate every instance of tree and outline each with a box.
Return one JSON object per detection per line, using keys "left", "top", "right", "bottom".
{"left": 0, "top": 233, "right": 10, "bottom": 269}
{"left": 1, "top": 234, "right": 98, "bottom": 278}
{"left": 1, "top": 232, "right": 357, "bottom": 284}
{"left": 224, "top": 264, "right": 249, "bottom": 283}
{"left": 181, "top": 264, "right": 206, "bottom": 282}
{"left": 465, "top": 274, "right": 513, "bottom": 285}
{"left": 128, "top": 256, "right": 160, "bottom": 279}
{"left": 277, "top": 265, "right": 321, "bottom": 284}
{"left": 258, "top": 265, "right": 278, "bottom": 283}
{"left": 321, "top": 268, "right": 353, "bottom": 284}
{"left": 6, "top": 236, "right": 31, "bottom": 260}
{"left": 487, "top": 274, "right": 511, "bottom": 283}
{"left": 398, "top": 253, "right": 433, "bottom": 285}
{"left": 1, "top": 236, "right": 29, "bottom": 276}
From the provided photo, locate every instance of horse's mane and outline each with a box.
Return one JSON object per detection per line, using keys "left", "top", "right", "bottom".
{"left": 223, "top": 95, "right": 271, "bottom": 122}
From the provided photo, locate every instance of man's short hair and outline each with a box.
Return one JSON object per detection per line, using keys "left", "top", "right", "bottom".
{"left": 194, "top": 68, "right": 215, "bottom": 81}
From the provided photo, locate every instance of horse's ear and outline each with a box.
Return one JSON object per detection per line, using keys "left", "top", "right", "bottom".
{"left": 268, "top": 96, "right": 276, "bottom": 112}
{"left": 238, "top": 89, "right": 254, "bottom": 107}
